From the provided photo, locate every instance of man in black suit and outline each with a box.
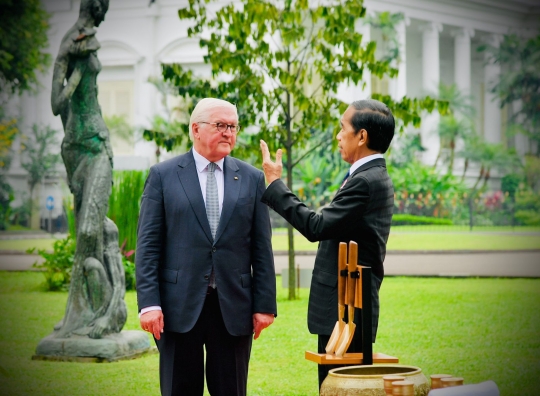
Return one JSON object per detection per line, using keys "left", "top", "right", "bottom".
{"left": 260, "top": 99, "right": 395, "bottom": 388}
{"left": 136, "top": 98, "right": 277, "bottom": 396}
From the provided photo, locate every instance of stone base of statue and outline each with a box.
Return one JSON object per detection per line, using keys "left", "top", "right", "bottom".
{"left": 32, "top": 330, "right": 153, "bottom": 363}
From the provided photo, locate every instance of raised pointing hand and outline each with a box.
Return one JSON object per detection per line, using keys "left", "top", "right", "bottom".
{"left": 260, "top": 139, "right": 283, "bottom": 184}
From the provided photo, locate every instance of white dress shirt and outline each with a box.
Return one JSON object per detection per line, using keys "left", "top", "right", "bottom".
{"left": 349, "top": 153, "right": 384, "bottom": 176}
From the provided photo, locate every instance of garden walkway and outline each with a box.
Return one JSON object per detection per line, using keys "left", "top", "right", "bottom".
{"left": 1, "top": 248, "right": 539, "bottom": 277}
{"left": 273, "top": 250, "right": 540, "bottom": 278}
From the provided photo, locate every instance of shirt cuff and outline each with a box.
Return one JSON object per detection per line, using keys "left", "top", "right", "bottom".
{"left": 139, "top": 306, "right": 162, "bottom": 318}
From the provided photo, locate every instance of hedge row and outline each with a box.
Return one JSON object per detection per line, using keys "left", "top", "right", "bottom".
{"left": 392, "top": 214, "right": 453, "bottom": 226}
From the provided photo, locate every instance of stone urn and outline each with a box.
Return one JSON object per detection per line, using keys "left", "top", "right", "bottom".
{"left": 321, "top": 364, "right": 430, "bottom": 396}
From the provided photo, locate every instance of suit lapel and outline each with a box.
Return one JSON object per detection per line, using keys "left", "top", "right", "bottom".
{"left": 333, "top": 158, "right": 387, "bottom": 200}
{"left": 177, "top": 150, "right": 213, "bottom": 243}
{"left": 214, "top": 156, "right": 240, "bottom": 243}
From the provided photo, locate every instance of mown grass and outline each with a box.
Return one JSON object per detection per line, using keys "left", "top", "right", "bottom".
{"left": 271, "top": 232, "right": 540, "bottom": 251}
{"left": 0, "top": 239, "right": 57, "bottom": 252}
{"left": 0, "top": 272, "right": 539, "bottom": 395}
{"left": 2, "top": 229, "right": 540, "bottom": 253}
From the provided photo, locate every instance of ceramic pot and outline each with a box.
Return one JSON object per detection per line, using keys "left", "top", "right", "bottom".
{"left": 321, "top": 364, "right": 430, "bottom": 396}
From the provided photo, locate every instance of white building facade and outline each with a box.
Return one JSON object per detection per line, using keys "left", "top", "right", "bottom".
{"left": 4, "top": 0, "right": 539, "bottom": 223}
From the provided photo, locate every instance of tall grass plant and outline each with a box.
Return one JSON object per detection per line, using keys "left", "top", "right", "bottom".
{"left": 107, "top": 170, "right": 148, "bottom": 254}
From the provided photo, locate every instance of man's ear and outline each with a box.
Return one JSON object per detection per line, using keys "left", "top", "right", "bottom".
{"left": 357, "top": 129, "right": 369, "bottom": 147}
{"left": 192, "top": 123, "right": 200, "bottom": 139}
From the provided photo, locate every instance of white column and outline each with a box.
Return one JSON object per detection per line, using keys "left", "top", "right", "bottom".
{"left": 389, "top": 17, "right": 409, "bottom": 100}
{"left": 134, "top": 3, "right": 159, "bottom": 162}
{"left": 483, "top": 34, "right": 502, "bottom": 144}
{"left": 422, "top": 22, "right": 442, "bottom": 93}
{"left": 420, "top": 22, "right": 442, "bottom": 165}
{"left": 453, "top": 28, "right": 474, "bottom": 95}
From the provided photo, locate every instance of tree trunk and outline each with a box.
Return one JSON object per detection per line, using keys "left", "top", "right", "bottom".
{"left": 286, "top": 88, "right": 296, "bottom": 300}
{"left": 433, "top": 148, "right": 441, "bottom": 169}
{"left": 461, "top": 158, "right": 469, "bottom": 181}
{"left": 29, "top": 183, "right": 40, "bottom": 230}
{"left": 472, "top": 166, "right": 484, "bottom": 191}
{"left": 447, "top": 140, "right": 455, "bottom": 175}
{"left": 481, "top": 168, "right": 491, "bottom": 190}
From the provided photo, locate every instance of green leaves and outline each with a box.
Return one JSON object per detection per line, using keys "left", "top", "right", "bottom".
{"left": 479, "top": 33, "right": 540, "bottom": 153}
{"left": 153, "top": 0, "right": 451, "bottom": 298}
{"left": 30, "top": 234, "right": 75, "bottom": 291}
{"left": 0, "top": 0, "right": 51, "bottom": 93}
{"left": 20, "top": 124, "right": 61, "bottom": 191}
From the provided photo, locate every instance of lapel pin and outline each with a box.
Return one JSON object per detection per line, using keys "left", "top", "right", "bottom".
{"left": 234, "top": 176, "right": 239, "bottom": 180}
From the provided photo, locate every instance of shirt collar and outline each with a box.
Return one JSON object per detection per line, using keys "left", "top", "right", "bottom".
{"left": 349, "top": 153, "right": 384, "bottom": 176}
{"left": 192, "top": 147, "right": 225, "bottom": 173}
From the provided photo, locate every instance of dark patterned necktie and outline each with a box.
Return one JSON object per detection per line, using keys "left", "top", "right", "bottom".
{"left": 340, "top": 170, "right": 350, "bottom": 189}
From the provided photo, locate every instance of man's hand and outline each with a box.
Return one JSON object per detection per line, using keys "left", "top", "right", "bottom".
{"left": 260, "top": 140, "right": 283, "bottom": 184}
{"left": 253, "top": 313, "right": 275, "bottom": 340}
{"left": 140, "top": 310, "right": 164, "bottom": 340}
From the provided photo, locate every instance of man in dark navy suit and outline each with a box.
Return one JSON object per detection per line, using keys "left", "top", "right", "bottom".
{"left": 136, "top": 98, "right": 277, "bottom": 396}
{"left": 260, "top": 99, "right": 395, "bottom": 389}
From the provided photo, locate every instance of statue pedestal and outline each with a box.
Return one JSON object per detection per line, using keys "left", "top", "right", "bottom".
{"left": 32, "top": 330, "right": 153, "bottom": 362}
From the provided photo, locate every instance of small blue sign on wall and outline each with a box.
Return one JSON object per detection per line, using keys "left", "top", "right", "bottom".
{"left": 45, "top": 196, "right": 54, "bottom": 211}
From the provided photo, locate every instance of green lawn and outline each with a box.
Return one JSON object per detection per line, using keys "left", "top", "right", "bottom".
{"left": 271, "top": 232, "right": 540, "bottom": 251}
{"left": 2, "top": 229, "right": 540, "bottom": 253}
{"left": 0, "top": 273, "right": 539, "bottom": 395}
{"left": 0, "top": 239, "right": 56, "bottom": 252}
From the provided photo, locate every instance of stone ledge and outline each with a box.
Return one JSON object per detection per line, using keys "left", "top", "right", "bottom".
{"left": 32, "top": 346, "right": 158, "bottom": 363}
{"left": 33, "top": 330, "right": 153, "bottom": 362}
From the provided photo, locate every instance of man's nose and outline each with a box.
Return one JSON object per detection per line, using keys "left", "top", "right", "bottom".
{"left": 222, "top": 128, "right": 234, "bottom": 136}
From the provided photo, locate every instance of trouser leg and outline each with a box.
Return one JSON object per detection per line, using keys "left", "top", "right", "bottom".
{"left": 205, "top": 289, "right": 252, "bottom": 396}
{"left": 155, "top": 325, "right": 204, "bottom": 395}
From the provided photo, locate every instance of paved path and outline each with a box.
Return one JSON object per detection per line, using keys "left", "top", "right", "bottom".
{"left": 274, "top": 250, "right": 540, "bottom": 278}
{"left": 3, "top": 250, "right": 538, "bottom": 278}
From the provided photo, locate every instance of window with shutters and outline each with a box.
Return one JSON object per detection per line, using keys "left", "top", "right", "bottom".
{"left": 98, "top": 80, "right": 135, "bottom": 155}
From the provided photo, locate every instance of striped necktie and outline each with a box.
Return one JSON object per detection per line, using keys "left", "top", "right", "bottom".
{"left": 206, "top": 162, "right": 219, "bottom": 288}
{"left": 206, "top": 162, "right": 220, "bottom": 239}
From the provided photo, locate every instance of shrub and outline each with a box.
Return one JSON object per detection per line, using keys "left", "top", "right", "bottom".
{"left": 0, "top": 175, "right": 13, "bottom": 230}
{"left": 392, "top": 214, "right": 453, "bottom": 226}
{"left": 29, "top": 233, "right": 138, "bottom": 291}
{"left": 123, "top": 257, "right": 136, "bottom": 291}
{"left": 514, "top": 210, "right": 540, "bottom": 226}
{"left": 389, "top": 160, "right": 467, "bottom": 218}
{"left": 29, "top": 234, "right": 75, "bottom": 291}
{"left": 514, "top": 189, "right": 540, "bottom": 226}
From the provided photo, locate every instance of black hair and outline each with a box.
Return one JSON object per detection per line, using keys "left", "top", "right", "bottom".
{"left": 349, "top": 99, "right": 395, "bottom": 154}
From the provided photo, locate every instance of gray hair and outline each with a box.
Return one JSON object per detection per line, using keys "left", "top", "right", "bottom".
{"left": 189, "top": 98, "right": 238, "bottom": 141}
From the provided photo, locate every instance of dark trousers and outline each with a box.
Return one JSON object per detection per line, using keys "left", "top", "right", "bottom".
{"left": 155, "top": 289, "right": 252, "bottom": 396}
{"left": 317, "top": 273, "right": 382, "bottom": 390}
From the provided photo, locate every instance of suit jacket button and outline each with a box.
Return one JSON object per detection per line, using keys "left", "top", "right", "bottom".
{"left": 212, "top": 247, "right": 216, "bottom": 253}
{"left": 204, "top": 275, "right": 209, "bottom": 280}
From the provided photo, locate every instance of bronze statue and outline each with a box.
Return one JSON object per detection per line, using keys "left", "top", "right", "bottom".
{"left": 49, "top": 0, "right": 126, "bottom": 340}
{"left": 34, "top": 0, "right": 150, "bottom": 362}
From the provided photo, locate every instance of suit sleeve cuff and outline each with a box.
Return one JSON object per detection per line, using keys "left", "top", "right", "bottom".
{"left": 139, "top": 306, "right": 162, "bottom": 318}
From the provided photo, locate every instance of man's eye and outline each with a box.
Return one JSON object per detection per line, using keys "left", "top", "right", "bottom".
{"left": 216, "top": 123, "right": 225, "bottom": 128}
